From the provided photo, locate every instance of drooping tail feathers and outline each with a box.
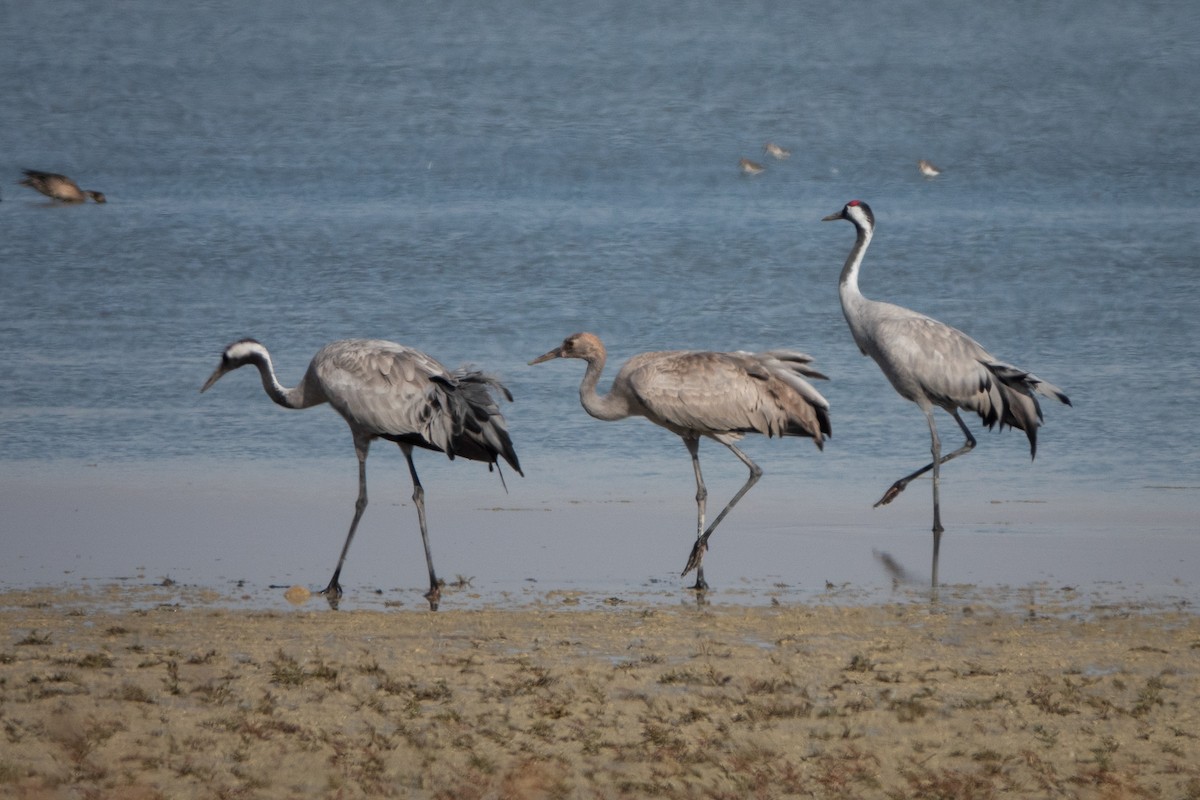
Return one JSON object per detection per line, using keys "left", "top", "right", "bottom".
{"left": 758, "top": 350, "right": 833, "bottom": 447}
{"left": 981, "top": 361, "right": 1071, "bottom": 459}
{"left": 433, "top": 368, "right": 523, "bottom": 476}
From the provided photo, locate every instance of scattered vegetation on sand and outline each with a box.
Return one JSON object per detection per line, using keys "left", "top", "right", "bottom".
{"left": 1, "top": 590, "right": 1198, "bottom": 799}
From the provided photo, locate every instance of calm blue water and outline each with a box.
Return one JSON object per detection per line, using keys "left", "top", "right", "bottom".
{"left": 2, "top": 0, "right": 1198, "bottom": 604}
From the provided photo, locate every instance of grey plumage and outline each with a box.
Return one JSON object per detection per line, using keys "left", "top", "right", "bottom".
{"left": 531, "top": 332, "right": 830, "bottom": 590}
{"left": 19, "top": 169, "right": 106, "bottom": 203}
{"left": 824, "top": 200, "right": 1070, "bottom": 590}
{"left": 201, "top": 338, "right": 521, "bottom": 609}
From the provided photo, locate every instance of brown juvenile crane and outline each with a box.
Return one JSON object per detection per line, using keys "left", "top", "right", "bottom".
{"left": 531, "top": 332, "right": 830, "bottom": 590}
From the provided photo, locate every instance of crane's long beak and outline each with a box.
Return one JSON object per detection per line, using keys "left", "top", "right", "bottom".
{"left": 528, "top": 346, "right": 563, "bottom": 366}
{"left": 200, "top": 364, "right": 228, "bottom": 393}
{"left": 821, "top": 210, "right": 844, "bottom": 222}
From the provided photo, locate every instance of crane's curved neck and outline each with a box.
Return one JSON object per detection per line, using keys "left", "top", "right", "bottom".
{"left": 577, "top": 352, "right": 632, "bottom": 422}
{"left": 838, "top": 221, "right": 873, "bottom": 303}
{"left": 252, "top": 352, "right": 320, "bottom": 410}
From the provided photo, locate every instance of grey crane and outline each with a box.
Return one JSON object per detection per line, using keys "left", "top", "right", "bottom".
{"left": 19, "top": 169, "right": 106, "bottom": 203}
{"left": 823, "top": 200, "right": 1071, "bottom": 589}
{"left": 530, "top": 332, "right": 830, "bottom": 590}
{"left": 201, "top": 338, "right": 522, "bottom": 609}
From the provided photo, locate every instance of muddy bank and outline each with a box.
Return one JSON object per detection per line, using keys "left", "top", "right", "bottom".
{"left": 1, "top": 585, "right": 1197, "bottom": 798}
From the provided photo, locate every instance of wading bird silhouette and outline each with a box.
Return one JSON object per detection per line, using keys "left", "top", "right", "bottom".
{"left": 531, "top": 332, "right": 830, "bottom": 590}
{"left": 201, "top": 338, "right": 521, "bottom": 609}
{"left": 19, "top": 169, "right": 106, "bottom": 203}
{"left": 823, "top": 200, "right": 1070, "bottom": 590}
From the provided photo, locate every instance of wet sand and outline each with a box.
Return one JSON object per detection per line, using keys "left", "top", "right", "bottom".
{"left": 2, "top": 583, "right": 1197, "bottom": 799}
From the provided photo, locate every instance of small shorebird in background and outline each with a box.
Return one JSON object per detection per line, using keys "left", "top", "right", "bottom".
{"left": 917, "top": 159, "right": 941, "bottom": 178}
{"left": 763, "top": 142, "right": 790, "bottom": 160}
{"left": 19, "top": 169, "right": 106, "bottom": 203}
{"left": 739, "top": 157, "right": 765, "bottom": 175}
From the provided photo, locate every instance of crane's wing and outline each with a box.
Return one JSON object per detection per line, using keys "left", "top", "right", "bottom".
{"left": 871, "top": 315, "right": 1000, "bottom": 408}
{"left": 621, "top": 350, "right": 829, "bottom": 444}
{"left": 313, "top": 340, "right": 520, "bottom": 471}
{"left": 314, "top": 340, "right": 453, "bottom": 441}
{"left": 871, "top": 314, "right": 1069, "bottom": 456}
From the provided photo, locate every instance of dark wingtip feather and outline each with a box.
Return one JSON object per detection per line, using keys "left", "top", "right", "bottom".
{"left": 503, "top": 443, "right": 524, "bottom": 477}
{"left": 437, "top": 368, "right": 523, "bottom": 476}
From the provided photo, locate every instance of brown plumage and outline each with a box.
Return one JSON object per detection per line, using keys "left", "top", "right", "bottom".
{"left": 739, "top": 157, "right": 765, "bottom": 175}
{"left": 531, "top": 332, "right": 830, "bottom": 590}
{"left": 19, "top": 169, "right": 106, "bottom": 203}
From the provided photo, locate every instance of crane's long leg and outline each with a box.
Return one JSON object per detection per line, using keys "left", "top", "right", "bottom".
{"left": 927, "top": 409, "right": 944, "bottom": 592}
{"left": 681, "top": 440, "right": 763, "bottom": 587}
{"left": 321, "top": 438, "right": 372, "bottom": 603}
{"left": 874, "top": 409, "right": 976, "bottom": 508}
{"left": 681, "top": 436, "right": 709, "bottom": 591}
{"left": 401, "top": 445, "right": 441, "bottom": 611}
{"left": 876, "top": 409, "right": 975, "bottom": 593}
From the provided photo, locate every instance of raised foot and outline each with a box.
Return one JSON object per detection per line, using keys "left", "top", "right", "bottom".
{"left": 874, "top": 482, "right": 907, "bottom": 507}
{"left": 681, "top": 538, "right": 708, "bottom": 579}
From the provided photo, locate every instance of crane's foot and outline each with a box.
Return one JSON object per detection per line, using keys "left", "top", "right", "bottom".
{"left": 424, "top": 582, "right": 442, "bottom": 612}
{"left": 874, "top": 481, "right": 907, "bottom": 507}
{"left": 318, "top": 580, "right": 344, "bottom": 609}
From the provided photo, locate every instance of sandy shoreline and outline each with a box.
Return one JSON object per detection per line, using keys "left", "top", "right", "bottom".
{"left": 1, "top": 584, "right": 1198, "bottom": 799}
